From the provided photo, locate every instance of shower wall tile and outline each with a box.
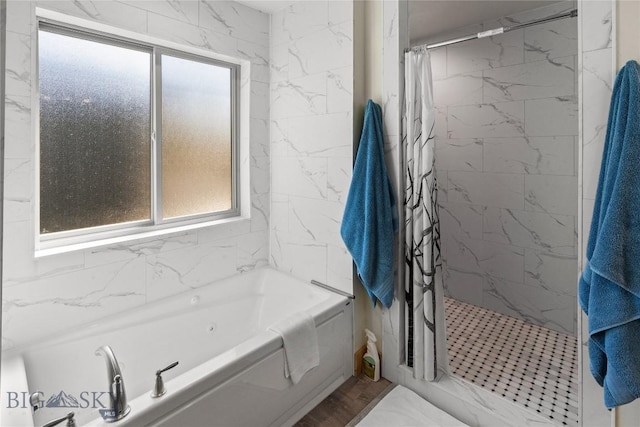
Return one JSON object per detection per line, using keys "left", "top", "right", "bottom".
{"left": 427, "top": 4, "right": 579, "bottom": 336}
{"left": 578, "top": 2, "right": 614, "bottom": 423}
{"left": 250, "top": 117, "right": 269, "bottom": 157}
{"left": 327, "top": 156, "right": 352, "bottom": 203}
{"left": 269, "top": 2, "right": 353, "bottom": 296}
{"left": 446, "top": 29, "right": 524, "bottom": 75}
{"left": 524, "top": 18, "right": 577, "bottom": 63}
{"left": 270, "top": 42, "right": 289, "bottom": 83}
{"left": 83, "top": 232, "right": 198, "bottom": 268}
{"left": 445, "top": 235, "right": 525, "bottom": 284}
{"left": 35, "top": 0, "right": 148, "bottom": 33}
{"left": 482, "top": 56, "right": 575, "bottom": 103}
{"left": 147, "top": 13, "right": 238, "bottom": 57}
{"left": 525, "top": 175, "right": 578, "bottom": 215}
{"left": 433, "top": 71, "right": 483, "bottom": 106}
{"left": 436, "top": 170, "right": 448, "bottom": 202}
{"left": 237, "top": 40, "right": 270, "bottom": 83}
{"left": 439, "top": 202, "right": 483, "bottom": 241}
{"left": 327, "top": 66, "right": 354, "bottom": 113}
{"left": 271, "top": 156, "right": 327, "bottom": 199}
{"left": 6, "top": 0, "right": 31, "bottom": 35}
{"left": 581, "top": 0, "right": 613, "bottom": 52}
{"left": 483, "top": 207, "right": 575, "bottom": 255}
{"left": 447, "top": 101, "right": 525, "bottom": 138}
{"left": 199, "top": 0, "right": 269, "bottom": 46}
{"left": 328, "top": 0, "right": 353, "bottom": 26}
{"left": 326, "top": 244, "right": 353, "bottom": 294}
{"left": 4, "top": 158, "right": 33, "bottom": 224}
{"left": 126, "top": 0, "right": 198, "bottom": 25}
{"left": 447, "top": 171, "right": 524, "bottom": 210}
{"left": 270, "top": 230, "right": 328, "bottom": 284}
{"left": 272, "top": 1, "right": 328, "bottom": 42}
{"left": 483, "top": 276, "right": 575, "bottom": 334}
{"left": 288, "top": 21, "right": 353, "bottom": 79}
{"left": 524, "top": 249, "right": 577, "bottom": 297}
{"left": 435, "top": 138, "right": 483, "bottom": 172}
{"left": 270, "top": 73, "right": 327, "bottom": 119}
{"left": 430, "top": 47, "right": 447, "bottom": 79}
{"left": 524, "top": 96, "right": 578, "bottom": 136}
{"left": 286, "top": 112, "right": 353, "bottom": 157}
{"left": 582, "top": 48, "right": 614, "bottom": 200}
{"left": 482, "top": 136, "right": 575, "bottom": 175}
{"left": 4, "top": 95, "right": 32, "bottom": 159}
{"left": 2, "top": 257, "right": 147, "bottom": 347}
{"left": 3, "top": 0, "right": 270, "bottom": 348}
{"left": 288, "top": 197, "right": 344, "bottom": 247}
{"left": 443, "top": 267, "right": 484, "bottom": 307}
{"left": 5, "top": 31, "right": 31, "bottom": 98}
{"left": 237, "top": 230, "right": 270, "bottom": 272}
{"left": 146, "top": 237, "right": 238, "bottom": 302}
{"left": 434, "top": 106, "right": 447, "bottom": 138}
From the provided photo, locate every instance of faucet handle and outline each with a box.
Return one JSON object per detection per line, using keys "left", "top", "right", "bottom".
{"left": 156, "top": 361, "right": 179, "bottom": 376}
{"left": 151, "top": 361, "right": 179, "bottom": 398}
{"left": 29, "top": 391, "right": 45, "bottom": 412}
{"left": 42, "top": 411, "right": 75, "bottom": 427}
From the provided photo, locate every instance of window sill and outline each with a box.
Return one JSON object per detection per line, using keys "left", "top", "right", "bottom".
{"left": 34, "top": 215, "right": 250, "bottom": 258}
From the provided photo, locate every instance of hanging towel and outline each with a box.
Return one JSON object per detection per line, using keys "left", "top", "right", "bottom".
{"left": 341, "top": 100, "right": 398, "bottom": 308}
{"left": 579, "top": 60, "right": 640, "bottom": 408}
{"left": 268, "top": 312, "right": 319, "bottom": 384}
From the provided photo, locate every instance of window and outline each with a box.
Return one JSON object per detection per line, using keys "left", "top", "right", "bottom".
{"left": 37, "top": 22, "right": 238, "bottom": 245}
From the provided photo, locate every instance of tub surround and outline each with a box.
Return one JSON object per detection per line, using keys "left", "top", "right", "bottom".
{"left": 2, "top": 268, "right": 353, "bottom": 427}
{"left": 3, "top": 0, "right": 270, "bottom": 350}
{"left": 268, "top": 1, "right": 354, "bottom": 297}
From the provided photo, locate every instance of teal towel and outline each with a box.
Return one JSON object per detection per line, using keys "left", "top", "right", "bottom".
{"left": 579, "top": 60, "right": 640, "bottom": 408}
{"left": 341, "top": 100, "right": 398, "bottom": 308}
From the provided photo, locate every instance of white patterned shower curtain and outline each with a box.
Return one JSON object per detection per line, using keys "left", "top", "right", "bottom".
{"left": 403, "top": 48, "right": 448, "bottom": 381}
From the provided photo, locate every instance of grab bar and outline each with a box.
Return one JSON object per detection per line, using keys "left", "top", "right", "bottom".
{"left": 310, "top": 280, "right": 355, "bottom": 300}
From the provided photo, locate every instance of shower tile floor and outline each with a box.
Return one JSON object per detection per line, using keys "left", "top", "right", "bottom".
{"left": 445, "top": 297, "right": 578, "bottom": 425}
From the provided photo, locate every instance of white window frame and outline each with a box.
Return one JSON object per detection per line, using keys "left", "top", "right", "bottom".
{"left": 34, "top": 8, "right": 251, "bottom": 257}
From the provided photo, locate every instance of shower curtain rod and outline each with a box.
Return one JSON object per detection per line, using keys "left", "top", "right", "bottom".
{"left": 406, "top": 8, "right": 578, "bottom": 52}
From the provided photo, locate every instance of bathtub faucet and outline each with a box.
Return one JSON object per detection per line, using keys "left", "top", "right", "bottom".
{"left": 95, "top": 345, "right": 130, "bottom": 422}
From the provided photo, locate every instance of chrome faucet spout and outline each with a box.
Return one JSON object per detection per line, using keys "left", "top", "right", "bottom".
{"left": 95, "top": 345, "right": 130, "bottom": 422}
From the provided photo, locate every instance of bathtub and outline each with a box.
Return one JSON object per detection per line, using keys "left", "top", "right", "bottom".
{"left": 1, "top": 267, "right": 354, "bottom": 426}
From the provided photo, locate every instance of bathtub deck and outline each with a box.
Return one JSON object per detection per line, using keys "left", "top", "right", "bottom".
{"left": 295, "top": 375, "right": 392, "bottom": 426}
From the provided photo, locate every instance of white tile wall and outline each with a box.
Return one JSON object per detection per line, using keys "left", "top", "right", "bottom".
{"left": 430, "top": 5, "right": 579, "bottom": 334}
{"left": 2, "top": 0, "right": 270, "bottom": 348}
{"left": 577, "top": 1, "right": 615, "bottom": 424}
{"left": 269, "top": 1, "right": 353, "bottom": 294}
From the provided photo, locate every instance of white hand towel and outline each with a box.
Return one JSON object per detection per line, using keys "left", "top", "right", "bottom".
{"left": 268, "top": 312, "right": 319, "bottom": 384}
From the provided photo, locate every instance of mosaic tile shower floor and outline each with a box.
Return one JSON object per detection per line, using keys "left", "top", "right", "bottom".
{"left": 445, "top": 297, "right": 578, "bottom": 425}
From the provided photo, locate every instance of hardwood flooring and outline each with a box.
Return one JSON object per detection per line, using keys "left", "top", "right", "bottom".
{"left": 294, "top": 375, "right": 392, "bottom": 427}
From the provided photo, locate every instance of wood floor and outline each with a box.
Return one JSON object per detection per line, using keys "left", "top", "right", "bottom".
{"left": 295, "top": 375, "right": 392, "bottom": 427}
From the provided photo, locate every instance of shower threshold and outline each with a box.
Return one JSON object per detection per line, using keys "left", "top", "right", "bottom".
{"left": 445, "top": 297, "right": 578, "bottom": 425}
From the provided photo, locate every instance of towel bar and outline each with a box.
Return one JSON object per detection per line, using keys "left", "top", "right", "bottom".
{"left": 310, "top": 280, "right": 355, "bottom": 300}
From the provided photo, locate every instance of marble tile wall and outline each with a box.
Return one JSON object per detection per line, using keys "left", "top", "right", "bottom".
{"left": 382, "top": 0, "right": 615, "bottom": 425}
{"left": 577, "top": 1, "right": 614, "bottom": 425}
{"left": 3, "top": 0, "right": 270, "bottom": 349}
{"left": 431, "top": 3, "right": 579, "bottom": 335}
{"left": 269, "top": 2, "right": 354, "bottom": 294}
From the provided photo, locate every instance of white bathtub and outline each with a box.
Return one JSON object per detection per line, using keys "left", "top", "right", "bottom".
{"left": 1, "top": 267, "right": 354, "bottom": 426}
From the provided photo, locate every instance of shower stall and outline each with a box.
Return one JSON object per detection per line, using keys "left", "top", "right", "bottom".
{"left": 406, "top": 2, "right": 579, "bottom": 425}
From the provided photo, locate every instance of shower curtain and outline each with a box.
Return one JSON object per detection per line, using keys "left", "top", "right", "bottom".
{"left": 403, "top": 48, "right": 448, "bottom": 381}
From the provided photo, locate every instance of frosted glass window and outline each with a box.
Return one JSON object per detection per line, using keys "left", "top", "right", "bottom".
{"left": 37, "top": 22, "right": 239, "bottom": 244}
{"left": 39, "top": 29, "right": 152, "bottom": 234}
{"left": 161, "top": 55, "right": 233, "bottom": 219}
